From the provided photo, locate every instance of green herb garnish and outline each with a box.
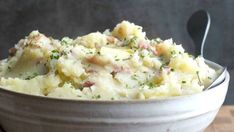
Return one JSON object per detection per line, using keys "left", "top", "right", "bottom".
{"left": 61, "top": 40, "right": 68, "bottom": 45}
{"left": 152, "top": 38, "right": 162, "bottom": 44}
{"left": 140, "top": 54, "right": 145, "bottom": 59}
{"left": 196, "top": 71, "right": 202, "bottom": 84}
{"left": 92, "top": 94, "right": 101, "bottom": 99}
{"left": 125, "top": 84, "right": 131, "bottom": 89}
{"left": 25, "top": 72, "right": 38, "bottom": 80}
{"left": 87, "top": 51, "right": 93, "bottom": 54}
{"left": 170, "top": 50, "right": 176, "bottom": 55}
{"left": 7, "top": 66, "right": 12, "bottom": 71}
{"left": 148, "top": 82, "right": 154, "bottom": 89}
{"left": 131, "top": 74, "right": 138, "bottom": 81}
{"left": 50, "top": 50, "right": 60, "bottom": 60}
{"left": 60, "top": 37, "right": 72, "bottom": 46}
{"left": 122, "top": 58, "right": 131, "bottom": 61}
{"left": 125, "top": 36, "right": 138, "bottom": 48}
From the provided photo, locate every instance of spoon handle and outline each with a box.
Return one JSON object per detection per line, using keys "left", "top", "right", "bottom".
{"left": 200, "top": 12, "right": 211, "bottom": 57}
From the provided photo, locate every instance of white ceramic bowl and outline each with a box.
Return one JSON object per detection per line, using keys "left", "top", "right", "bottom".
{"left": 0, "top": 60, "right": 230, "bottom": 132}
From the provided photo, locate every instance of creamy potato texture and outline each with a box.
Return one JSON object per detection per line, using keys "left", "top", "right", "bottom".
{"left": 0, "top": 21, "right": 217, "bottom": 100}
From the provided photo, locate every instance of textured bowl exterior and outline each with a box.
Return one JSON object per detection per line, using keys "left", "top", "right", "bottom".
{"left": 0, "top": 61, "right": 230, "bottom": 132}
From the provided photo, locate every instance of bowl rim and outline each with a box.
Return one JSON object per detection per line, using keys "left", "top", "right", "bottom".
{"left": 0, "top": 60, "right": 229, "bottom": 104}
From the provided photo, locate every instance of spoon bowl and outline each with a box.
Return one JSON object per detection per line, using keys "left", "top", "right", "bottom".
{"left": 187, "top": 10, "right": 211, "bottom": 57}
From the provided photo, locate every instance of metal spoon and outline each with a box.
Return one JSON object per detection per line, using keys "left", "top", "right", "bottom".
{"left": 187, "top": 10, "right": 226, "bottom": 90}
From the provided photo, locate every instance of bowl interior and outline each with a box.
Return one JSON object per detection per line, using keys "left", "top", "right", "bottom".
{"left": 205, "top": 60, "right": 226, "bottom": 87}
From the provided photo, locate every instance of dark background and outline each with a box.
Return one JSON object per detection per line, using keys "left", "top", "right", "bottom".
{"left": 0, "top": 0, "right": 233, "bottom": 104}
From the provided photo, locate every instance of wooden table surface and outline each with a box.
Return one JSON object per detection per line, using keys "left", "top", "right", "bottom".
{"left": 0, "top": 105, "right": 233, "bottom": 132}
{"left": 206, "top": 105, "right": 234, "bottom": 132}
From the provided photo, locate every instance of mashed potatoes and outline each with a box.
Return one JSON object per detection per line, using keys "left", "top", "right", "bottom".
{"left": 0, "top": 21, "right": 217, "bottom": 100}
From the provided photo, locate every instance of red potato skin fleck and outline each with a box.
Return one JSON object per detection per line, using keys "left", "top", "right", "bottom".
{"left": 107, "top": 36, "right": 117, "bottom": 44}
{"left": 112, "top": 65, "right": 131, "bottom": 75}
{"left": 151, "top": 48, "right": 159, "bottom": 56}
{"left": 85, "top": 69, "right": 97, "bottom": 73}
{"left": 139, "top": 41, "right": 149, "bottom": 49}
{"left": 82, "top": 81, "right": 95, "bottom": 87}
{"left": 113, "top": 65, "right": 124, "bottom": 73}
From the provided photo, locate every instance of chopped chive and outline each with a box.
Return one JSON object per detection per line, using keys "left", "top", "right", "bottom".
{"left": 140, "top": 54, "right": 145, "bottom": 59}
{"left": 7, "top": 66, "right": 12, "bottom": 71}
{"left": 139, "top": 83, "right": 145, "bottom": 86}
{"left": 160, "top": 62, "right": 169, "bottom": 70}
{"left": 60, "top": 37, "right": 72, "bottom": 46}
{"left": 61, "top": 40, "right": 68, "bottom": 45}
{"left": 87, "top": 51, "right": 93, "bottom": 54}
{"left": 25, "top": 72, "right": 38, "bottom": 80}
{"left": 50, "top": 50, "right": 60, "bottom": 60}
{"left": 122, "top": 58, "right": 130, "bottom": 61}
{"left": 170, "top": 50, "right": 176, "bottom": 55}
{"left": 125, "top": 84, "right": 131, "bottom": 89}
{"left": 131, "top": 74, "right": 138, "bottom": 81}
{"left": 196, "top": 71, "right": 202, "bottom": 84}
{"left": 148, "top": 82, "right": 154, "bottom": 89}
{"left": 92, "top": 94, "right": 101, "bottom": 99}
